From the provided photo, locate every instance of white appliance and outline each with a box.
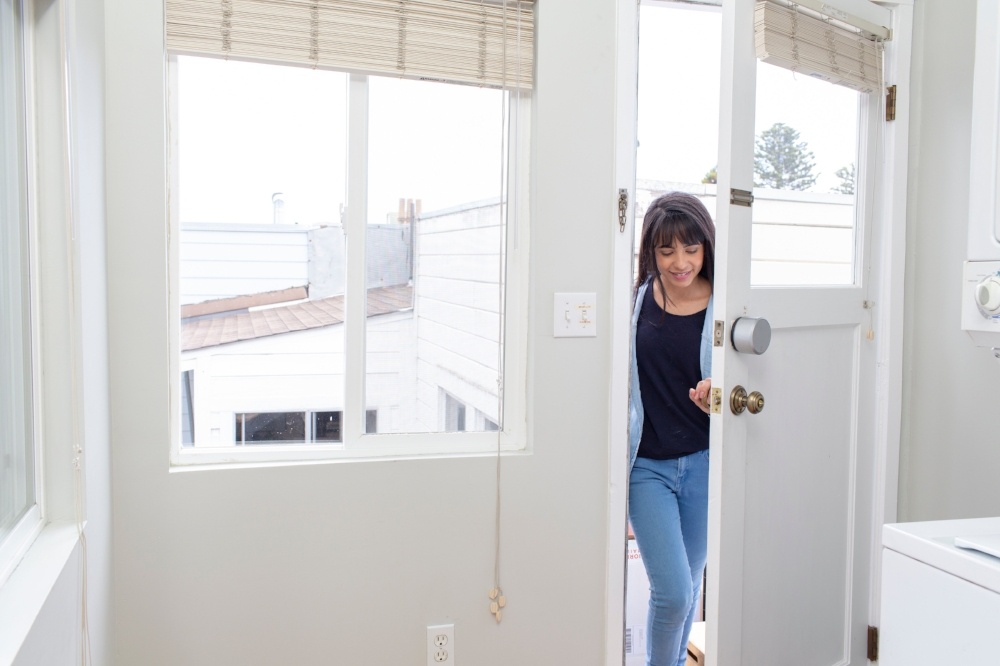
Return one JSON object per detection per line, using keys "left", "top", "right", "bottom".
{"left": 879, "top": 518, "right": 1000, "bottom": 665}
{"left": 964, "top": 0, "right": 1000, "bottom": 354}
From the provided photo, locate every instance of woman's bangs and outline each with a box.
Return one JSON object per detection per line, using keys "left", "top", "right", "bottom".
{"left": 652, "top": 215, "right": 704, "bottom": 249}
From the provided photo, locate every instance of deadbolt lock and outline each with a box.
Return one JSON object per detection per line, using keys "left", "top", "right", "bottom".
{"left": 730, "top": 385, "right": 765, "bottom": 415}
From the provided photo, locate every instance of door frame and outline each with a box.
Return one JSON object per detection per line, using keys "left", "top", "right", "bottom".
{"left": 605, "top": 0, "right": 639, "bottom": 663}
{"left": 604, "top": 1, "right": 914, "bottom": 663}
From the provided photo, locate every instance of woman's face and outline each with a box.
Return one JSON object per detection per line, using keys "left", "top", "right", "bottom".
{"left": 654, "top": 237, "right": 704, "bottom": 290}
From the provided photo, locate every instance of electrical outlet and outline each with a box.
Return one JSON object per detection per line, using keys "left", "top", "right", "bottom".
{"left": 427, "top": 624, "right": 455, "bottom": 666}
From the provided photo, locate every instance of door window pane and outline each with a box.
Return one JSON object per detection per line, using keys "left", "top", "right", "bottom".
{"left": 751, "top": 62, "right": 861, "bottom": 286}
{"left": 365, "top": 76, "right": 506, "bottom": 434}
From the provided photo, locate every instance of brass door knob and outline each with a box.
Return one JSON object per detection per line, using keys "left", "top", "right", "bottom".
{"left": 730, "top": 385, "right": 765, "bottom": 415}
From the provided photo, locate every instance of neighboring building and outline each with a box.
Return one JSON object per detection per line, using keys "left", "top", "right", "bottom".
{"left": 179, "top": 199, "right": 504, "bottom": 445}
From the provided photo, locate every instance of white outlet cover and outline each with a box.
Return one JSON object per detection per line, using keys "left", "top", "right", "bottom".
{"left": 427, "top": 624, "right": 454, "bottom": 666}
{"left": 554, "top": 292, "right": 598, "bottom": 337}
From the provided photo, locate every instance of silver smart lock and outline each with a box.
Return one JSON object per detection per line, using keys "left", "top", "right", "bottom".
{"left": 731, "top": 317, "right": 771, "bottom": 355}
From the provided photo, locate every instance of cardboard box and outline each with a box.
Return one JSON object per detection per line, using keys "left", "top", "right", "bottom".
{"left": 685, "top": 621, "right": 706, "bottom": 666}
{"left": 625, "top": 537, "right": 650, "bottom": 665}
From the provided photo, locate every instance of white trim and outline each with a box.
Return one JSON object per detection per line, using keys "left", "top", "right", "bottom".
{"left": 1, "top": 0, "right": 45, "bottom": 586}
{"left": 605, "top": 0, "right": 639, "bottom": 663}
{"left": 0, "top": 506, "right": 42, "bottom": 588}
{"left": 867, "top": 0, "right": 911, "bottom": 632}
{"left": 343, "top": 72, "right": 368, "bottom": 446}
{"left": 0, "top": 522, "right": 79, "bottom": 665}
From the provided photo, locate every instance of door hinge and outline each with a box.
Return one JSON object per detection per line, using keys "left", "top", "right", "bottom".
{"left": 730, "top": 188, "right": 753, "bottom": 207}
{"left": 867, "top": 625, "right": 879, "bottom": 661}
{"left": 885, "top": 85, "right": 896, "bottom": 121}
{"left": 618, "top": 188, "right": 628, "bottom": 233}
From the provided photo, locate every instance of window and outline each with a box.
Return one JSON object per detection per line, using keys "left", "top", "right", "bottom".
{"left": 443, "top": 393, "right": 467, "bottom": 433}
{"left": 235, "top": 412, "right": 306, "bottom": 444}
{"left": 749, "top": 61, "right": 864, "bottom": 286}
{"left": 181, "top": 369, "right": 194, "bottom": 445}
{"left": 313, "top": 412, "right": 342, "bottom": 443}
{"left": 167, "top": 1, "right": 532, "bottom": 464}
{"left": 230, "top": 410, "right": 379, "bottom": 444}
{"left": 0, "top": 0, "right": 40, "bottom": 583}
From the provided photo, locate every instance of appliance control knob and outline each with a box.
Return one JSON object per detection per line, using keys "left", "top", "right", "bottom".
{"left": 976, "top": 275, "right": 1000, "bottom": 314}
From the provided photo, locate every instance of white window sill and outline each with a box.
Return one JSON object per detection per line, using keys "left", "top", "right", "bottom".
{"left": 0, "top": 521, "right": 80, "bottom": 665}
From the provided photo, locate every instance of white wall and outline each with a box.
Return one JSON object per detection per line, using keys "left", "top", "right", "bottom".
{"left": 900, "top": 0, "right": 1000, "bottom": 520}
{"left": 105, "top": 3, "right": 617, "bottom": 666}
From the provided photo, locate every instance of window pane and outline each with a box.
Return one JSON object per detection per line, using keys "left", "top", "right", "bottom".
{"left": 235, "top": 412, "right": 306, "bottom": 444}
{"left": 175, "top": 56, "right": 348, "bottom": 446}
{"left": 365, "top": 76, "right": 506, "bottom": 434}
{"left": 0, "top": 0, "right": 34, "bottom": 545}
{"left": 751, "top": 62, "right": 861, "bottom": 286}
{"left": 180, "top": 369, "right": 194, "bottom": 446}
{"left": 313, "top": 411, "right": 342, "bottom": 442}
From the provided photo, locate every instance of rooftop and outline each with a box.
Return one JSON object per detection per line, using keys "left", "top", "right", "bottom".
{"left": 181, "top": 284, "right": 413, "bottom": 351}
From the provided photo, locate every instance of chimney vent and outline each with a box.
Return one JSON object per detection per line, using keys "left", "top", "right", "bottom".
{"left": 272, "top": 192, "right": 286, "bottom": 225}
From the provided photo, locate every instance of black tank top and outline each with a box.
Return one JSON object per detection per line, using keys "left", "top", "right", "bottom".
{"left": 635, "top": 285, "right": 709, "bottom": 459}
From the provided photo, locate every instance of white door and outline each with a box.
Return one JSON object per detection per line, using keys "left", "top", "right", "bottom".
{"left": 706, "top": 1, "right": 893, "bottom": 665}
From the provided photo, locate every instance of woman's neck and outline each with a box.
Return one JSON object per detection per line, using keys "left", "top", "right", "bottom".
{"left": 654, "top": 275, "right": 711, "bottom": 315}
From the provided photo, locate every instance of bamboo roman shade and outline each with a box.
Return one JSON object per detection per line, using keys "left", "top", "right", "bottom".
{"left": 165, "top": 0, "right": 534, "bottom": 90}
{"left": 754, "top": 1, "right": 883, "bottom": 94}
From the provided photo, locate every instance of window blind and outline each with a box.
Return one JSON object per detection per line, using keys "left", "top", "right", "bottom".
{"left": 165, "top": 0, "right": 534, "bottom": 90}
{"left": 754, "top": 1, "right": 883, "bottom": 94}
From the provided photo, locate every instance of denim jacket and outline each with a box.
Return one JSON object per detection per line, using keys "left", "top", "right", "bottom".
{"left": 627, "top": 277, "right": 714, "bottom": 472}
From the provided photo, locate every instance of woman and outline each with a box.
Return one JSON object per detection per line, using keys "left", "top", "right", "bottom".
{"left": 628, "top": 192, "right": 715, "bottom": 666}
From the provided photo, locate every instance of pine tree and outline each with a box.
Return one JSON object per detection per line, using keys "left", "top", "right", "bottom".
{"left": 832, "top": 164, "right": 855, "bottom": 195}
{"left": 702, "top": 166, "right": 718, "bottom": 184}
{"left": 753, "top": 122, "right": 817, "bottom": 191}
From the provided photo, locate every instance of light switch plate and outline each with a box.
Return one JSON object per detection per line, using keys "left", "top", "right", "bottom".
{"left": 554, "top": 292, "right": 597, "bottom": 337}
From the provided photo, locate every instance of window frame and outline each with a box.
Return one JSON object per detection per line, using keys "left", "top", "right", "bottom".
{"left": 0, "top": 0, "right": 43, "bottom": 588}
{"left": 166, "top": 57, "right": 531, "bottom": 467}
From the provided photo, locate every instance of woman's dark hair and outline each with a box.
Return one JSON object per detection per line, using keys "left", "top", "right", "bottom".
{"left": 634, "top": 191, "right": 716, "bottom": 303}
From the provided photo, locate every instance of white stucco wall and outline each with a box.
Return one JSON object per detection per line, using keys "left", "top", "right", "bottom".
{"left": 104, "top": 2, "right": 618, "bottom": 665}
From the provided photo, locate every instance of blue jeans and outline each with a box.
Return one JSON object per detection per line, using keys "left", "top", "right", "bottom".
{"left": 628, "top": 450, "right": 709, "bottom": 666}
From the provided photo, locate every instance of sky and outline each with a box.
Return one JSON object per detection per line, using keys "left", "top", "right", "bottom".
{"left": 176, "top": 56, "right": 504, "bottom": 227}
{"left": 177, "top": 3, "right": 861, "bottom": 227}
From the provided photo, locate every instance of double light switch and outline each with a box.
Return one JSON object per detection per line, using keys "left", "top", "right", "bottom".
{"left": 554, "top": 293, "right": 597, "bottom": 337}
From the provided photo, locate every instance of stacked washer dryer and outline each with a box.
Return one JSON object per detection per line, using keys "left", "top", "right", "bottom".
{"left": 964, "top": 0, "right": 1000, "bottom": 356}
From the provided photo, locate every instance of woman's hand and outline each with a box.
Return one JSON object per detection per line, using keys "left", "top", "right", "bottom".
{"left": 689, "top": 378, "right": 712, "bottom": 415}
